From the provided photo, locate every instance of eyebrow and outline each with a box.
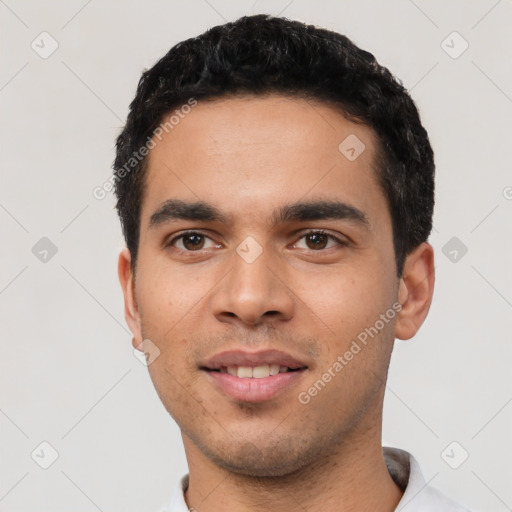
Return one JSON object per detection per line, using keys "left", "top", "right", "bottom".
{"left": 148, "top": 199, "right": 369, "bottom": 230}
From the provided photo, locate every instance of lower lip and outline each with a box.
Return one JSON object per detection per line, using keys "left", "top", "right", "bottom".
{"left": 205, "top": 370, "right": 306, "bottom": 403}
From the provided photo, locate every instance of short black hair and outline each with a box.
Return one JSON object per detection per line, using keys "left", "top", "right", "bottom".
{"left": 114, "top": 14, "right": 434, "bottom": 276}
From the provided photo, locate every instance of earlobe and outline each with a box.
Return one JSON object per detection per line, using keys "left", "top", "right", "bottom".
{"left": 394, "top": 242, "right": 435, "bottom": 340}
{"left": 118, "top": 248, "right": 143, "bottom": 348}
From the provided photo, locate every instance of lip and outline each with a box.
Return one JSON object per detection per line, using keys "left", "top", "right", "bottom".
{"left": 200, "top": 349, "right": 309, "bottom": 403}
{"left": 205, "top": 369, "right": 307, "bottom": 403}
{"left": 201, "top": 349, "right": 308, "bottom": 370}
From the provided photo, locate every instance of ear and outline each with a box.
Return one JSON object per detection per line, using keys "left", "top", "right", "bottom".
{"left": 118, "top": 248, "right": 143, "bottom": 350}
{"left": 395, "top": 242, "right": 435, "bottom": 340}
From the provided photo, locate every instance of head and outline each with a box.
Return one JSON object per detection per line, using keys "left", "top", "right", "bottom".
{"left": 116, "top": 15, "right": 435, "bottom": 477}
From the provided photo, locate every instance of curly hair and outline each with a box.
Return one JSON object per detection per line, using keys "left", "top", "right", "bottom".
{"left": 113, "top": 14, "right": 434, "bottom": 276}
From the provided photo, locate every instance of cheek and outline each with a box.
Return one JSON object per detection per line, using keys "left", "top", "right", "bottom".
{"left": 294, "top": 269, "right": 396, "bottom": 412}
{"left": 135, "top": 256, "right": 212, "bottom": 331}
{"left": 290, "top": 264, "right": 393, "bottom": 344}
{"left": 146, "top": 354, "right": 203, "bottom": 426}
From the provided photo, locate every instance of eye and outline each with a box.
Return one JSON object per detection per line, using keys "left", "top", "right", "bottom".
{"left": 293, "top": 231, "right": 347, "bottom": 251}
{"left": 168, "top": 231, "right": 219, "bottom": 251}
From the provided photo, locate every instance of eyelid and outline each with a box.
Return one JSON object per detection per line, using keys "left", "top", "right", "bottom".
{"left": 165, "top": 230, "right": 219, "bottom": 250}
{"left": 292, "top": 229, "right": 349, "bottom": 249}
{"left": 164, "top": 229, "right": 349, "bottom": 252}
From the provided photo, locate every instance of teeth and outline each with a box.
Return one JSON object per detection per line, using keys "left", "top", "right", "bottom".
{"left": 269, "top": 364, "right": 280, "bottom": 375}
{"left": 224, "top": 365, "right": 292, "bottom": 378}
{"left": 252, "top": 365, "right": 270, "bottom": 378}
{"left": 237, "top": 366, "right": 253, "bottom": 378}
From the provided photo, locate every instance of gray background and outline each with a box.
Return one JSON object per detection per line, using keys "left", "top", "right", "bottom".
{"left": 1, "top": 0, "right": 511, "bottom": 511}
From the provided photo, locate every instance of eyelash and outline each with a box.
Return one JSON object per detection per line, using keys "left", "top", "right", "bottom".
{"left": 166, "top": 230, "right": 348, "bottom": 253}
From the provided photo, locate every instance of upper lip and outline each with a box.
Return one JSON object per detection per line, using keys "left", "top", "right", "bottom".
{"left": 201, "top": 349, "right": 308, "bottom": 370}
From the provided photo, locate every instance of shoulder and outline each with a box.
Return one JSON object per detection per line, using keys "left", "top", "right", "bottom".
{"left": 384, "top": 447, "right": 472, "bottom": 512}
{"left": 155, "top": 474, "right": 190, "bottom": 512}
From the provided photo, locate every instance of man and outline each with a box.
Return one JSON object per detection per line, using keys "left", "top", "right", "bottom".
{"left": 114, "top": 14, "right": 470, "bottom": 512}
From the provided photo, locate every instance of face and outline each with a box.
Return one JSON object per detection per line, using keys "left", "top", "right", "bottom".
{"left": 119, "top": 95, "right": 434, "bottom": 477}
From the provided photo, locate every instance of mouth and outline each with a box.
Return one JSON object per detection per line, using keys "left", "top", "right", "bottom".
{"left": 205, "top": 364, "right": 305, "bottom": 378}
{"left": 200, "top": 349, "right": 309, "bottom": 403}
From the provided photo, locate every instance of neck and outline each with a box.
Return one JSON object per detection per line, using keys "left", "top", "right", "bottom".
{"left": 181, "top": 411, "right": 403, "bottom": 512}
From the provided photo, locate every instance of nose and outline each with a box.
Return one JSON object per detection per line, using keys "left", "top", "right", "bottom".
{"left": 210, "top": 244, "right": 295, "bottom": 327}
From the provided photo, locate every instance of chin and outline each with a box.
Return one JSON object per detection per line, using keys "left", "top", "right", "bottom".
{"left": 198, "top": 436, "right": 322, "bottom": 478}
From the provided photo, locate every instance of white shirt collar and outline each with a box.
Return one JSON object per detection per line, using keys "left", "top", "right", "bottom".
{"left": 158, "top": 447, "right": 471, "bottom": 512}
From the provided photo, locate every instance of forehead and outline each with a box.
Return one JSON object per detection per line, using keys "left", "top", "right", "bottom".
{"left": 141, "top": 95, "right": 386, "bottom": 228}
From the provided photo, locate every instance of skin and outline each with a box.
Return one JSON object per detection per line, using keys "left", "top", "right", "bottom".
{"left": 118, "top": 95, "right": 435, "bottom": 512}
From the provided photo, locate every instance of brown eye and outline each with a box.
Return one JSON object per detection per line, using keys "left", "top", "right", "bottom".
{"left": 294, "top": 231, "right": 346, "bottom": 251}
{"left": 305, "top": 233, "right": 329, "bottom": 250}
{"left": 169, "top": 232, "right": 218, "bottom": 251}
{"left": 181, "top": 233, "right": 205, "bottom": 250}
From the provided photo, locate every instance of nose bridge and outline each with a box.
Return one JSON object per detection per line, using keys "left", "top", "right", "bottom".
{"left": 211, "top": 238, "right": 294, "bottom": 325}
